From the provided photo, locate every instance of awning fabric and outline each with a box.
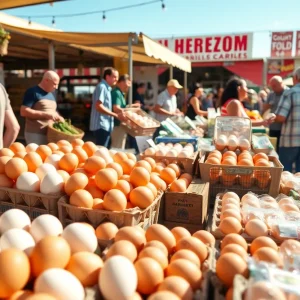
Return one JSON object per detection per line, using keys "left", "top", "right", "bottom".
{"left": 0, "top": 13, "right": 191, "bottom": 72}
{"left": 0, "top": 0, "right": 67, "bottom": 10}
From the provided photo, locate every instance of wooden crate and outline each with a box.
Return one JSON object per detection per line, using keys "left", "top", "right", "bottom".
{"left": 58, "top": 192, "right": 162, "bottom": 230}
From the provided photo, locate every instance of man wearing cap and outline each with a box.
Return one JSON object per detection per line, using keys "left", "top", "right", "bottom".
{"left": 154, "top": 79, "right": 183, "bottom": 122}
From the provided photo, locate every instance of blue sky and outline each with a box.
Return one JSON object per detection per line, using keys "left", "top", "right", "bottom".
{"left": 4, "top": 0, "right": 300, "bottom": 58}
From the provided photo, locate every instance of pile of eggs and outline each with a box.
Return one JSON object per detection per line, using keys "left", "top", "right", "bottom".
{"left": 169, "top": 173, "right": 193, "bottom": 193}
{"left": 206, "top": 151, "right": 271, "bottom": 188}
{"left": 215, "top": 134, "right": 250, "bottom": 152}
{"left": 216, "top": 233, "right": 300, "bottom": 299}
{"left": 280, "top": 171, "right": 300, "bottom": 195}
{"left": 125, "top": 111, "right": 158, "bottom": 128}
{"left": 217, "top": 192, "right": 300, "bottom": 240}
{"left": 0, "top": 209, "right": 216, "bottom": 300}
{"left": 145, "top": 143, "right": 195, "bottom": 158}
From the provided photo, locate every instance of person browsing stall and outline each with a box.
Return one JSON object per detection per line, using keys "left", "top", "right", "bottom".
{"left": 21, "top": 70, "right": 63, "bottom": 145}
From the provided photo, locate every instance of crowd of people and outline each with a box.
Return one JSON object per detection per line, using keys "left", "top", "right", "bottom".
{"left": 0, "top": 66, "right": 299, "bottom": 172}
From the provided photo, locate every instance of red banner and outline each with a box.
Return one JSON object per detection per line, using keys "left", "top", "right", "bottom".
{"left": 267, "top": 59, "right": 294, "bottom": 82}
{"left": 271, "top": 32, "right": 293, "bottom": 58}
{"left": 296, "top": 31, "right": 300, "bottom": 57}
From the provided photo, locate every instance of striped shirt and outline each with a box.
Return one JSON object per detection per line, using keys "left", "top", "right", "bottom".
{"left": 89, "top": 80, "right": 113, "bottom": 132}
{"left": 275, "top": 83, "right": 300, "bottom": 147}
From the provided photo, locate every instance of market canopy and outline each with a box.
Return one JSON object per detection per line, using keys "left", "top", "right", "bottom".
{"left": 0, "top": 0, "right": 68, "bottom": 10}
{"left": 0, "top": 13, "right": 191, "bottom": 72}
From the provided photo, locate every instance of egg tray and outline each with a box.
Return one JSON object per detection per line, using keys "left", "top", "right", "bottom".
{"left": 208, "top": 273, "right": 248, "bottom": 300}
{"left": 199, "top": 153, "right": 283, "bottom": 198}
{"left": 0, "top": 187, "right": 62, "bottom": 214}
{"left": 123, "top": 107, "right": 160, "bottom": 129}
{"left": 210, "top": 195, "right": 287, "bottom": 244}
{"left": 140, "top": 151, "right": 199, "bottom": 175}
{"left": 58, "top": 192, "right": 162, "bottom": 230}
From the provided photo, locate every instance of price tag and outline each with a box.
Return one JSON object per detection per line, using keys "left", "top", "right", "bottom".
{"left": 224, "top": 168, "right": 252, "bottom": 175}
{"left": 135, "top": 136, "right": 153, "bottom": 153}
{"left": 146, "top": 139, "right": 157, "bottom": 149}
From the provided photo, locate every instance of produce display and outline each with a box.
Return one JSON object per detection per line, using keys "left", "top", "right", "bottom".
{"left": 52, "top": 120, "right": 82, "bottom": 135}
{"left": 0, "top": 211, "right": 215, "bottom": 300}
{"left": 214, "top": 191, "right": 300, "bottom": 241}
{"left": 144, "top": 142, "right": 195, "bottom": 158}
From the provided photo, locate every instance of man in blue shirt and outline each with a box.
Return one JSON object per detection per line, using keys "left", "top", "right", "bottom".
{"left": 89, "top": 67, "right": 126, "bottom": 147}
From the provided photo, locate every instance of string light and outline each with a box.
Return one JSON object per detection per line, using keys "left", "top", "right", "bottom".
{"left": 17, "top": 0, "right": 166, "bottom": 23}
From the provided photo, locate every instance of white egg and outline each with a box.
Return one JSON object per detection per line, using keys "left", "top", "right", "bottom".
{"left": 40, "top": 172, "right": 64, "bottom": 195}
{"left": 25, "top": 143, "right": 39, "bottom": 153}
{"left": 174, "top": 143, "right": 183, "bottom": 151}
{"left": 239, "top": 138, "right": 250, "bottom": 151}
{"left": 45, "top": 154, "right": 62, "bottom": 169}
{"left": 62, "top": 223, "right": 98, "bottom": 253}
{"left": 178, "top": 150, "right": 191, "bottom": 158}
{"left": 216, "top": 136, "right": 227, "bottom": 149}
{"left": 16, "top": 172, "right": 40, "bottom": 192}
{"left": 228, "top": 136, "right": 238, "bottom": 151}
{"left": 30, "top": 214, "right": 63, "bottom": 243}
{"left": 99, "top": 255, "right": 137, "bottom": 300}
{"left": 156, "top": 149, "right": 167, "bottom": 156}
{"left": 166, "top": 149, "right": 178, "bottom": 157}
{"left": 145, "top": 148, "right": 156, "bottom": 156}
{"left": 0, "top": 228, "right": 35, "bottom": 256}
{"left": 0, "top": 209, "right": 31, "bottom": 234}
{"left": 95, "top": 148, "right": 112, "bottom": 163}
{"left": 35, "top": 163, "right": 57, "bottom": 181}
{"left": 35, "top": 268, "right": 85, "bottom": 300}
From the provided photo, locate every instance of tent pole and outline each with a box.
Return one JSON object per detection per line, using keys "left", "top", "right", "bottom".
{"left": 48, "top": 41, "right": 55, "bottom": 70}
{"left": 169, "top": 66, "right": 173, "bottom": 79}
{"left": 128, "top": 36, "right": 133, "bottom": 105}
{"left": 184, "top": 71, "right": 188, "bottom": 100}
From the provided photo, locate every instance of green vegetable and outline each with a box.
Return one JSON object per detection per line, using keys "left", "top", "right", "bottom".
{"left": 52, "top": 120, "right": 80, "bottom": 135}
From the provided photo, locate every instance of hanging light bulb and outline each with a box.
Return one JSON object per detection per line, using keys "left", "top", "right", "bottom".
{"left": 102, "top": 12, "right": 106, "bottom": 22}
{"left": 161, "top": 0, "right": 166, "bottom": 11}
{"left": 28, "top": 17, "right": 32, "bottom": 25}
{"left": 52, "top": 16, "right": 56, "bottom": 27}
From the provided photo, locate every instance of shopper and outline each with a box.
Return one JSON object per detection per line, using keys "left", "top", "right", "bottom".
{"left": 21, "top": 70, "right": 62, "bottom": 145}
{"left": 186, "top": 83, "right": 208, "bottom": 120}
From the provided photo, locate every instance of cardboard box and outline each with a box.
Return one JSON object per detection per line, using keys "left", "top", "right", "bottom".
{"left": 164, "top": 179, "right": 209, "bottom": 225}
{"left": 163, "top": 220, "right": 207, "bottom": 233}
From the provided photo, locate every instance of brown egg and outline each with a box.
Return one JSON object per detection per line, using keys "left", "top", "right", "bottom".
{"left": 30, "top": 236, "right": 71, "bottom": 277}
{"left": 280, "top": 239, "right": 300, "bottom": 255}
{"left": 220, "top": 209, "right": 242, "bottom": 222}
{"left": 144, "top": 157, "right": 156, "bottom": 170}
{"left": 148, "top": 291, "right": 180, "bottom": 300}
{"left": 115, "top": 226, "right": 146, "bottom": 252}
{"left": 221, "top": 203, "right": 239, "bottom": 212}
{"left": 192, "top": 230, "right": 215, "bottom": 246}
{"left": 160, "top": 167, "right": 177, "bottom": 185}
{"left": 221, "top": 244, "right": 248, "bottom": 261}
{"left": 166, "top": 259, "right": 202, "bottom": 290}
{"left": 171, "top": 227, "right": 191, "bottom": 243}
{"left": 216, "top": 253, "right": 248, "bottom": 287}
{"left": 5, "top": 157, "right": 28, "bottom": 180}
{"left": 135, "top": 160, "right": 152, "bottom": 173}
{"left": 281, "top": 203, "right": 300, "bottom": 212}
{"left": 150, "top": 173, "right": 164, "bottom": 190}
{"left": 143, "top": 241, "right": 169, "bottom": 257}
{"left": 244, "top": 281, "right": 286, "bottom": 300}
{"left": 9, "top": 290, "right": 34, "bottom": 300}
{"left": 167, "top": 164, "right": 181, "bottom": 177}
{"left": 65, "top": 173, "right": 89, "bottom": 196}
{"left": 95, "top": 168, "right": 118, "bottom": 191}
{"left": 222, "top": 197, "right": 240, "bottom": 207}
{"left": 221, "top": 233, "right": 248, "bottom": 251}
{"left": 103, "top": 189, "right": 127, "bottom": 211}
{"left": 106, "top": 240, "right": 137, "bottom": 262}
{"left": 219, "top": 217, "right": 242, "bottom": 235}
{"left": 250, "top": 236, "right": 278, "bottom": 255}
{"left": 119, "top": 159, "right": 135, "bottom": 175}
{"left": 146, "top": 224, "right": 176, "bottom": 254}
{"left": 130, "top": 186, "right": 154, "bottom": 208}
{"left": 226, "top": 287, "right": 233, "bottom": 300}
{"left": 179, "top": 173, "right": 193, "bottom": 185}
{"left": 169, "top": 179, "right": 187, "bottom": 192}
{"left": 95, "top": 222, "right": 119, "bottom": 241}
{"left": 66, "top": 252, "right": 103, "bottom": 287}
{"left": 70, "top": 189, "right": 94, "bottom": 208}
{"left": 170, "top": 249, "right": 200, "bottom": 267}
{"left": 138, "top": 247, "right": 168, "bottom": 270}
{"left": 0, "top": 249, "right": 31, "bottom": 298}
{"left": 175, "top": 236, "right": 208, "bottom": 263}
{"left": 114, "top": 180, "right": 133, "bottom": 199}
{"left": 245, "top": 219, "right": 268, "bottom": 237}
{"left": 86, "top": 185, "right": 104, "bottom": 201}
{"left": 135, "top": 257, "right": 164, "bottom": 295}
{"left": 130, "top": 167, "right": 150, "bottom": 187}
{"left": 158, "top": 276, "right": 193, "bottom": 300}
{"left": 253, "top": 247, "right": 282, "bottom": 266}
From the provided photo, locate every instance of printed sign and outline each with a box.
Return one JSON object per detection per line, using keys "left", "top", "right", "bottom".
{"left": 271, "top": 32, "right": 293, "bottom": 58}
{"left": 296, "top": 31, "right": 300, "bottom": 57}
{"left": 157, "top": 33, "right": 253, "bottom": 62}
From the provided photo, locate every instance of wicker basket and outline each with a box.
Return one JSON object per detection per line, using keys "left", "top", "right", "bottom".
{"left": 47, "top": 123, "right": 84, "bottom": 143}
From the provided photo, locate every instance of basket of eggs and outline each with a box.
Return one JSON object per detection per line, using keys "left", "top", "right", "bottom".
{"left": 121, "top": 108, "right": 160, "bottom": 137}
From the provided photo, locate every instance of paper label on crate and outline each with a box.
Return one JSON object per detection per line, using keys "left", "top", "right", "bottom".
{"left": 135, "top": 136, "right": 153, "bottom": 153}
{"left": 224, "top": 168, "right": 252, "bottom": 175}
{"left": 147, "top": 139, "right": 157, "bottom": 149}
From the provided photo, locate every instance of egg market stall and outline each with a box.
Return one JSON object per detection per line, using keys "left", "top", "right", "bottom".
{"left": 0, "top": 116, "right": 299, "bottom": 300}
